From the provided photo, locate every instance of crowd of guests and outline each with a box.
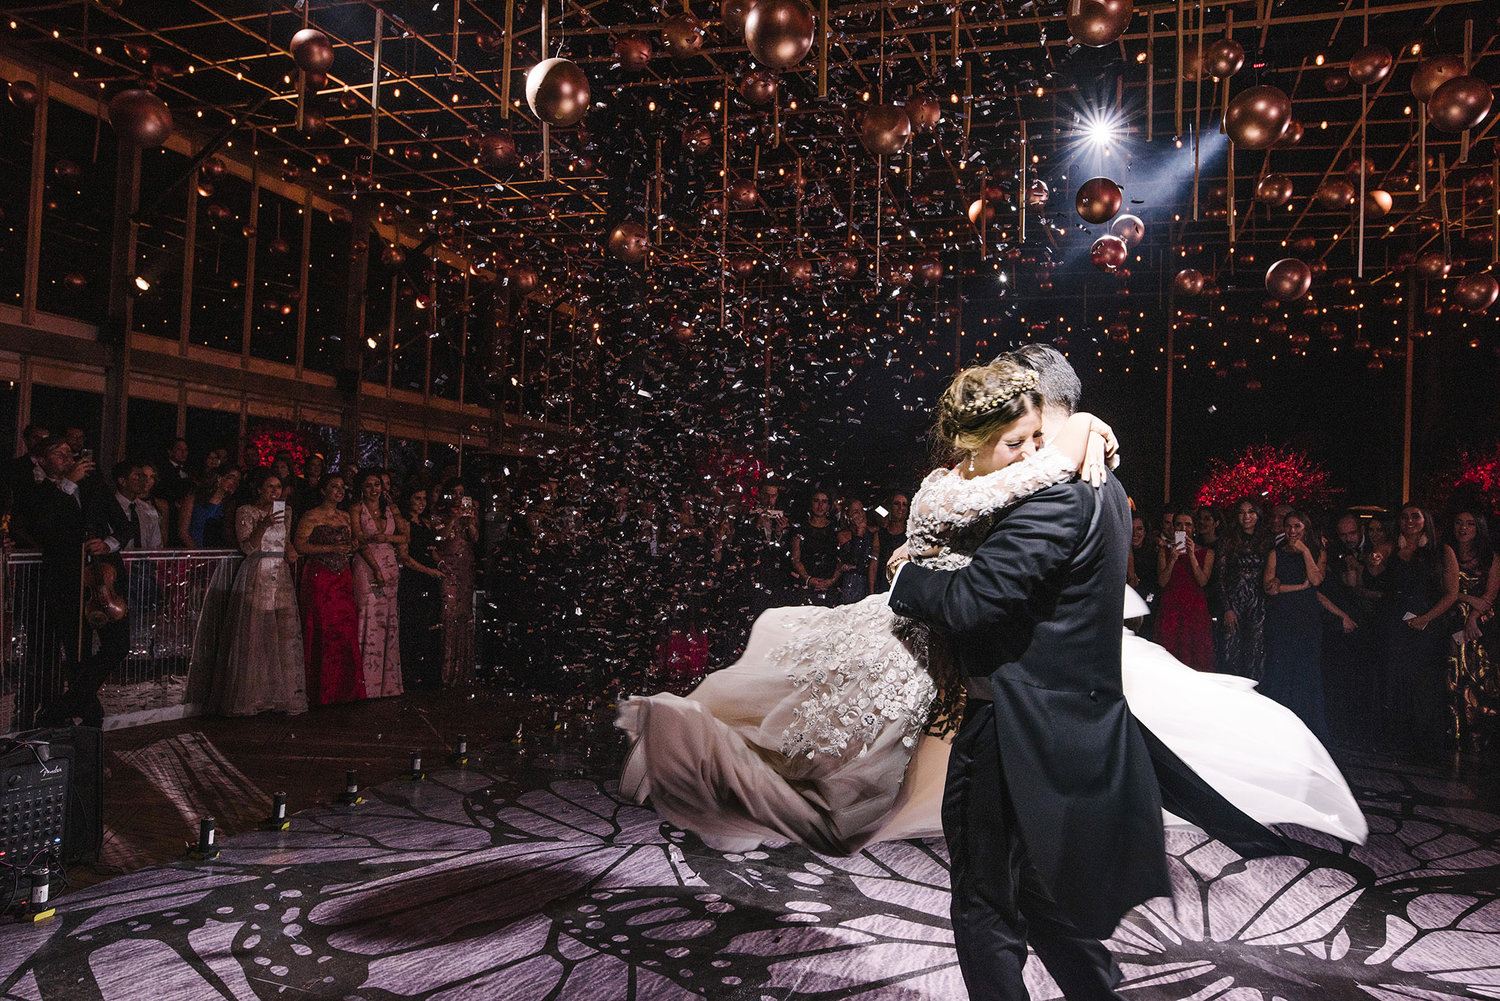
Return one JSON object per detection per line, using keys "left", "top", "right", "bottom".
{"left": 1, "top": 425, "right": 479, "bottom": 726}
{"left": 1130, "top": 498, "right": 1498, "bottom": 758}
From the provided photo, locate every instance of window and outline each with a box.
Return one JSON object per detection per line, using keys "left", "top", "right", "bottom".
{"left": 132, "top": 147, "right": 192, "bottom": 340}
{"left": 37, "top": 100, "right": 117, "bottom": 323}
{"left": 249, "top": 187, "right": 299, "bottom": 364}
{"left": 0, "top": 92, "right": 36, "bottom": 309}
{"left": 189, "top": 168, "right": 251, "bottom": 353}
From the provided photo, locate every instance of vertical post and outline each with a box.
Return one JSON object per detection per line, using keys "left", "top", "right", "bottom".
{"left": 242, "top": 169, "right": 260, "bottom": 362}
{"left": 294, "top": 189, "right": 312, "bottom": 377}
{"left": 817, "top": 0, "right": 829, "bottom": 98}
{"left": 23, "top": 73, "right": 48, "bottom": 327}
{"left": 340, "top": 210, "right": 371, "bottom": 469}
{"left": 179, "top": 164, "right": 198, "bottom": 354}
{"left": 105, "top": 139, "right": 141, "bottom": 463}
{"left": 1402, "top": 270, "right": 1416, "bottom": 501}
{"left": 370, "top": 11, "right": 384, "bottom": 152}
{"left": 1163, "top": 296, "right": 1175, "bottom": 505}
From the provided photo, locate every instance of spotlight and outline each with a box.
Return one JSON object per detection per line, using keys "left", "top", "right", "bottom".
{"left": 133, "top": 275, "right": 151, "bottom": 292}
{"left": 365, "top": 336, "right": 378, "bottom": 349}
{"left": 1079, "top": 109, "right": 1123, "bottom": 148}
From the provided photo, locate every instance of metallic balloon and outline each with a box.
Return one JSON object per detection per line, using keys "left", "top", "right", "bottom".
{"left": 1315, "top": 177, "right": 1357, "bottom": 210}
{"left": 1362, "top": 189, "right": 1393, "bottom": 219}
{"left": 608, "top": 221, "right": 649, "bottom": 264}
{"left": 967, "top": 199, "right": 995, "bottom": 225}
{"left": 614, "top": 34, "right": 653, "bottom": 72}
{"left": 107, "top": 88, "right": 173, "bottom": 147}
{"left": 290, "top": 27, "right": 335, "bottom": 74}
{"left": 477, "top": 132, "right": 518, "bottom": 168}
{"left": 827, "top": 251, "right": 859, "bottom": 279}
{"left": 744, "top": 0, "right": 816, "bottom": 70}
{"left": 1410, "top": 54, "right": 1466, "bottom": 102}
{"left": 380, "top": 245, "right": 406, "bottom": 267}
{"left": 682, "top": 122, "right": 714, "bottom": 156}
{"left": 662, "top": 13, "right": 706, "bottom": 59}
{"left": 526, "top": 58, "right": 590, "bottom": 128}
{"left": 7, "top": 80, "right": 37, "bottom": 108}
{"left": 860, "top": 104, "right": 912, "bottom": 156}
{"left": 339, "top": 90, "right": 362, "bottom": 112}
{"left": 298, "top": 107, "right": 326, "bottom": 137}
{"left": 1428, "top": 75, "right": 1493, "bottom": 133}
{"left": 1205, "top": 37, "right": 1245, "bottom": 79}
{"left": 1414, "top": 251, "right": 1450, "bottom": 280}
{"left": 475, "top": 30, "right": 504, "bottom": 54}
{"left": 727, "top": 255, "right": 757, "bottom": 279}
{"left": 1074, "top": 176, "right": 1123, "bottom": 224}
{"left": 1255, "top": 174, "right": 1294, "bottom": 206}
{"left": 1066, "top": 0, "right": 1134, "bottom": 48}
{"left": 1265, "top": 258, "right": 1313, "bottom": 302}
{"left": 1089, "top": 235, "right": 1129, "bottom": 272}
{"left": 914, "top": 256, "right": 944, "bottom": 285}
{"left": 1347, "top": 43, "right": 1393, "bottom": 86}
{"left": 728, "top": 180, "right": 760, "bottom": 208}
{"left": 783, "top": 257, "right": 814, "bottom": 284}
{"left": 508, "top": 264, "right": 539, "bottom": 293}
{"left": 906, "top": 96, "right": 942, "bottom": 132}
{"left": 1109, "top": 213, "right": 1144, "bottom": 248}
{"left": 1345, "top": 156, "right": 1376, "bottom": 181}
{"left": 1275, "top": 119, "right": 1305, "bottom": 147}
{"left": 1223, "top": 85, "right": 1292, "bottom": 149}
{"left": 1027, "top": 179, "right": 1050, "bottom": 206}
{"left": 1453, "top": 274, "right": 1499, "bottom": 312}
{"left": 738, "top": 70, "right": 779, "bottom": 107}
{"left": 1323, "top": 69, "right": 1350, "bottom": 94}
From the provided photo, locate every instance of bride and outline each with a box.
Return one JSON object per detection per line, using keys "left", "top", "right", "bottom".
{"left": 617, "top": 357, "right": 1366, "bottom": 856}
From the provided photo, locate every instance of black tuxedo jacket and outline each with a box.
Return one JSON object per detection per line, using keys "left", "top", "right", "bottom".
{"left": 890, "top": 475, "right": 1169, "bottom": 939}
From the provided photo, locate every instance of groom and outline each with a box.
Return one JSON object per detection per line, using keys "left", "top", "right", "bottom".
{"left": 887, "top": 345, "right": 1165, "bottom": 1001}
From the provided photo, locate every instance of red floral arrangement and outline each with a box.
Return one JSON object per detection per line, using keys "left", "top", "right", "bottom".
{"left": 1430, "top": 444, "right": 1500, "bottom": 517}
{"left": 246, "top": 428, "right": 315, "bottom": 473}
{"left": 1195, "top": 445, "right": 1335, "bottom": 510}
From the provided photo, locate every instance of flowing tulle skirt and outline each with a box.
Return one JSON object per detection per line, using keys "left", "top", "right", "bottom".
{"left": 210, "top": 555, "right": 308, "bottom": 716}
{"left": 618, "top": 595, "right": 1367, "bottom": 855}
{"left": 353, "top": 546, "right": 403, "bottom": 698}
{"left": 300, "top": 561, "right": 366, "bottom": 705}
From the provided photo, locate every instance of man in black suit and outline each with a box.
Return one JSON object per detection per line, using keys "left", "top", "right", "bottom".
{"left": 27, "top": 440, "right": 130, "bottom": 729}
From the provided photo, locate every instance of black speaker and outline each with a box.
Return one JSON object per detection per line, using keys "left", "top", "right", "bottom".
{"left": 15, "top": 726, "right": 104, "bottom": 864}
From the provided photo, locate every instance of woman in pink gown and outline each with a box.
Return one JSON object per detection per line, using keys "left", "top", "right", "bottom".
{"left": 293, "top": 473, "right": 365, "bottom": 705}
{"left": 352, "top": 469, "right": 404, "bottom": 698}
{"left": 1155, "top": 509, "right": 1217, "bottom": 671}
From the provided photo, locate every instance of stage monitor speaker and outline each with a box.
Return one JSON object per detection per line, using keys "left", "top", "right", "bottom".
{"left": 16, "top": 726, "right": 104, "bottom": 864}
{"left": 0, "top": 742, "right": 69, "bottom": 871}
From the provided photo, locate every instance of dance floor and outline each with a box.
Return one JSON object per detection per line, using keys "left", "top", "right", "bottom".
{"left": 3, "top": 691, "right": 1499, "bottom": 1000}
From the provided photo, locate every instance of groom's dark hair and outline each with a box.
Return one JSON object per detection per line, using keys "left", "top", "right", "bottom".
{"left": 1005, "top": 343, "right": 1081, "bottom": 415}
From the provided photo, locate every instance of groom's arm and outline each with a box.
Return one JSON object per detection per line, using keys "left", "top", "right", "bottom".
{"left": 888, "top": 482, "right": 1092, "bottom": 637}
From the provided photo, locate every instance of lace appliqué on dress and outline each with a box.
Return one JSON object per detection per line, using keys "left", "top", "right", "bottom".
{"left": 777, "top": 445, "right": 1078, "bottom": 761}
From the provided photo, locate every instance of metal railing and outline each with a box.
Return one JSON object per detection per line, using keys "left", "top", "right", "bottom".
{"left": 1, "top": 550, "right": 242, "bottom": 733}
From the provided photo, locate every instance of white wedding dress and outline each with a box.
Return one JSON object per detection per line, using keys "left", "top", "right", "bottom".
{"left": 617, "top": 447, "right": 1367, "bottom": 856}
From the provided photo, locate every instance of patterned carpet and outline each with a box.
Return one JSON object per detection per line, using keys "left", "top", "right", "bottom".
{"left": 2, "top": 740, "right": 1498, "bottom": 1001}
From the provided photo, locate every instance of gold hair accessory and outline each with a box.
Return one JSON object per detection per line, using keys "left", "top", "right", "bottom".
{"left": 955, "top": 369, "right": 1039, "bottom": 418}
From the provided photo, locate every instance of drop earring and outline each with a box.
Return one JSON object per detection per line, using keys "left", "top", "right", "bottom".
{"left": 968, "top": 451, "right": 976, "bottom": 474}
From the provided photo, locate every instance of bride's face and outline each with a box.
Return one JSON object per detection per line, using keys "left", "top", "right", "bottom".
{"left": 970, "top": 406, "right": 1043, "bottom": 477}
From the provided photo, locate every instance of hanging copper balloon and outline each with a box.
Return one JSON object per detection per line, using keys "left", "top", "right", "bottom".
{"left": 1265, "top": 258, "right": 1313, "bottom": 301}
{"left": 1414, "top": 251, "right": 1450, "bottom": 280}
{"left": 1453, "top": 274, "right": 1499, "bottom": 312}
{"left": 526, "top": 58, "right": 590, "bottom": 127}
{"left": 1223, "top": 85, "right": 1292, "bottom": 149}
{"left": 1323, "top": 69, "right": 1351, "bottom": 94}
{"left": 1361, "top": 189, "right": 1393, "bottom": 219}
{"left": 728, "top": 179, "right": 760, "bottom": 208}
{"left": 783, "top": 257, "right": 815, "bottom": 285}
{"left": 727, "top": 255, "right": 758, "bottom": 278}
{"left": 744, "top": 0, "right": 816, "bottom": 70}
{"left": 1344, "top": 156, "right": 1377, "bottom": 181}
{"left": 1089, "top": 235, "right": 1128, "bottom": 272}
{"left": 1410, "top": 54, "right": 1466, "bottom": 102}
{"left": 1170, "top": 268, "right": 1206, "bottom": 295}
{"left": 1075, "top": 176, "right": 1123, "bottom": 224}
{"left": 7, "top": 80, "right": 38, "bottom": 108}
{"left": 1065, "top": 0, "right": 1134, "bottom": 48}
{"left": 906, "top": 96, "right": 942, "bottom": 132}
{"left": 1027, "top": 179, "right": 1050, "bottom": 207}
{"left": 914, "top": 256, "right": 944, "bottom": 285}
{"left": 1179, "top": 47, "right": 1205, "bottom": 82}
{"left": 290, "top": 27, "right": 336, "bottom": 74}
{"left": 475, "top": 29, "right": 505, "bottom": 54}
{"left": 508, "top": 263, "right": 539, "bottom": 293}
{"left": 967, "top": 198, "right": 995, "bottom": 225}
{"left": 827, "top": 251, "right": 859, "bottom": 279}
{"left": 1347, "top": 43, "right": 1393, "bottom": 86}
{"left": 614, "top": 34, "right": 653, "bottom": 72}
{"left": 477, "top": 132, "right": 518, "bottom": 168}
{"left": 669, "top": 316, "right": 696, "bottom": 341}
{"left": 1274, "top": 119, "right": 1304, "bottom": 147}
{"left": 299, "top": 107, "right": 326, "bottom": 137}
{"left": 661, "top": 13, "right": 706, "bottom": 59}
{"left": 107, "top": 89, "right": 173, "bottom": 147}
{"left": 1428, "top": 76, "right": 1493, "bottom": 133}
{"left": 1315, "top": 177, "right": 1357, "bottom": 210}
{"left": 1255, "top": 174, "right": 1294, "bottom": 206}
{"left": 682, "top": 122, "right": 714, "bottom": 156}
{"left": 860, "top": 105, "right": 912, "bottom": 156}
{"left": 1289, "top": 235, "right": 1318, "bottom": 255}
{"left": 1109, "top": 213, "right": 1144, "bottom": 247}
{"left": 338, "top": 90, "right": 362, "bottom": 112}
{"left": 381, "top": 245, "right": 406, "bottom": 267}
{"left": 1205, "top": 37, "right": 1245, "bottom": 79}
{"left": 738, "top": 70, "right": 779, "bottom": 107}
{"left": 608, "top": 220, "right": 649, "bottom": 263}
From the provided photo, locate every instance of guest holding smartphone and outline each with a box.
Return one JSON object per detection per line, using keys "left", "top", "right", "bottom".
{"left": 1156, "top": 508, "right": 1217, "bottom": 670}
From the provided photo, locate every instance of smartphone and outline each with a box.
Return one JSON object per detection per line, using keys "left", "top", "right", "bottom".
{"left": 272, "top": 499, "right": 286, "bottom": 515}
{"left": 1173, "top": 530, "right": 1187, "bottom": 550}
{"left": 874, "top": 505, "right": 889, "bottom": 518}
{"left": 80, "top": 448, "right": 93, "bottom": 462}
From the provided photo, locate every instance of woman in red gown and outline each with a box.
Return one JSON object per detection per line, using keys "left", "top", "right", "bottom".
{"left": 292, "top": 473, "right": 365, "bottom": 704}
{"left": 1156, "top": 509, "right": 1217, "bottom": 671}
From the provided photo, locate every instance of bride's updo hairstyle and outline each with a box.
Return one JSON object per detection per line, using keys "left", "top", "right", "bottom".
{"left": 932, "top": 358, "right": 1042, "bottom": 464}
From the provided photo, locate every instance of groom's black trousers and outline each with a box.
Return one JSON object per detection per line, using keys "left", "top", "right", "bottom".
{"left": 944, "top": 699, "right": 1126, "bottom": 1001}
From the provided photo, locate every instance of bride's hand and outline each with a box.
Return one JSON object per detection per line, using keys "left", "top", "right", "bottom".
{"left": 1082, "top": 427, "right": 1109, "bottom": 488}
{"left": 886, "top": 542, "right": 911, "bottom": 579}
